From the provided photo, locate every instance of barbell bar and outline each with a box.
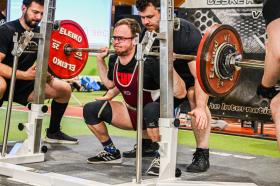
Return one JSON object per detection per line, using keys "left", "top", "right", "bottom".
{"left": 45, "top": 20, "right": 265, "bottom": 96}
{"left": 64, "top": 46, "right": 197, "bottom": 61}
{"left": 64, "top": 45, "right": 264, "bottom": 69}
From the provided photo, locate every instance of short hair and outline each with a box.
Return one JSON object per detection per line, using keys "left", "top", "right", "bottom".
{"left": 136, "top": 0, "right": 160, "bottom": 12}
{"left": 114, "top": 18, "right": 141, "bottom": 38}
{"left": 23, "top": 0, "right": 44, "bottom": 7}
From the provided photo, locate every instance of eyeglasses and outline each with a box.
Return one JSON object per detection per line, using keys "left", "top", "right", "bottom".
{"left": 111, "top": 36, "right": 134, "bottom": 43}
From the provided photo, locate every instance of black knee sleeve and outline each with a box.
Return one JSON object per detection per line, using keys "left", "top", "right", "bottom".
{"left": 83, "top": 100, "right": 112, "bottom": 125}
{"left": 257, "top": 84, "right": 279, "bottom": 99}
{"left": 143, "top": 102, "right": 160, "bottom": 128}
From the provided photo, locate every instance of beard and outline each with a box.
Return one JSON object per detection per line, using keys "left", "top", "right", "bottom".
{"left": 24, "top": 13, "right": 40, "bottom": 28}
{"left": 114, "top": 45, "right": 134, "bottom": 57}
{"left": 115, "top": 50, "right": 129, "bottom": 56}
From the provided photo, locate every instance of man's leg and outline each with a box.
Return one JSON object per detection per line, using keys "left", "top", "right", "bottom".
{"left": 260, "top": 18, "right": 280, "bottom": 150}
{"left": 122, "top": 102, "right": 158, "bottom": 158}
{"left": 28, "top": 78, "right": 77, "bottom": 144}
{"left": 0, "top": 76, "right": 6, "bottom": 106}
{"left": 143, "top": 102, "right": 160, "bottom": 175}
{"left": 0, "top": 76, "right": 6, "bottom": 98}
{"left": 143, "top": 101, "right": 181, "bottom": 177}
{"left": 186, "top": 87, "right": 211, "bottom": 173}
{"left": 83, "top": 100, "right": 134, "bottom": 163}
{"left": 261, "top": 19, "right": 280, "bottom": 88}
{"left": 270, "top": 94, "right": 280, "bottom": 150}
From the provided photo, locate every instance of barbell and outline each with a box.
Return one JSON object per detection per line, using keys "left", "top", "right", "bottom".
{"left": 45, "top": 20, "right": 264, "bottom": 97}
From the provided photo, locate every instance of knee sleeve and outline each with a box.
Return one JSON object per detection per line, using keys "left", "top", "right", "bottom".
{"left": 143, "top": 102, "right": 160, "bottom": 128}
{"left": 83, "top": 100, "right": 112, "bottom": 125}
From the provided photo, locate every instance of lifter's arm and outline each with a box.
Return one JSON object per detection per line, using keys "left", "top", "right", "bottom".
{"left": 173, "top": 68, "right": 187, "bottom": 99}
{"left": 0, "top": 52, "right": 36, "bottom": 80}
{"left": 188, "top": 60, "right": 209, "bottom": 130}
{"left": 95, "top": 48, "right": 115, "bottom": 89}
{"left": 96, "top": 86, "right": 120, "bottom": 101}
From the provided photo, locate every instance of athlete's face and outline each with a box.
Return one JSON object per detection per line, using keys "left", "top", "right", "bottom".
{"left": 22, "top": 2, "right": 44, "bottom": 28}
{"left": 139, "top": 3, "right": 160, "bottom": 32}
{"left": 112, "top": 25, "right": 135, "bottom": 56}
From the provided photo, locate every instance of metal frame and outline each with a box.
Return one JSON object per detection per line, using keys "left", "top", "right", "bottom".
{"left": 135, "top": 33, "right": 144, "bottom": 183}
{"left": 0, "top": 0, "right": 55, "bottom": 164}
{"left": 158, "top": 0, "right": 178, "bottom": 180}
{"left": 6, "top": 0, "right": 11, "bottom": 22}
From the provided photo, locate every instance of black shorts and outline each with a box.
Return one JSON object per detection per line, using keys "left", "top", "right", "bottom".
{"left": 263, "top": 0, "right": 280, "bottom": 26}
{"left": 184, "top": 78, "right": 195, "bottom": 90}
{"left": 0, "top": 80, "right": 34, "bottom": 106}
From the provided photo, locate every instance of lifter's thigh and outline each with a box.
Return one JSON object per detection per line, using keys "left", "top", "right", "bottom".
{"left": 28, "top": 79, "right": 71, "bottom": 103}
{"left": 266, "top": 19, "right": 280, "bottom": 61}
{"left": 110, "top": 101, "right": 134, "bottom": 130}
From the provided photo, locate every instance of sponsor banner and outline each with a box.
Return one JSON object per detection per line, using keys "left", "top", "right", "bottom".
{"left": 181, "top": 0, "right": 263, "bottom": 9}
{"left": 178, "top": 2, "right": 270, "bottom": 122}
{"left": 208, "top": 101, "right": 272, "bottom": 122}
{"left": 178, "top": 5, "right": 266, "bottom": 60}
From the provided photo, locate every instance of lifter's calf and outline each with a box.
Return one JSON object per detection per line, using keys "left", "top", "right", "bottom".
{"left": 87, "top": 123, "right": 111, "bottom": 142}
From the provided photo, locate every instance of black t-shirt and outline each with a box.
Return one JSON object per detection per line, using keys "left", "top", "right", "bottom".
{"left": 141, "top": 18, "right": 202, "bottom": 86}
{"left": 262, "top": 0, "right": 280, "bottom": 25}
{"left": 0, "top": 11, "right": 6, "bottom": 26}
{"left": 0, "top": 19, "right": 39, "bottom": 82}
{"left": 107, "top": 54, "right": 160, "bottom": 90}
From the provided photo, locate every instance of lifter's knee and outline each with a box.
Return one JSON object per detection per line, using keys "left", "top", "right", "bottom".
{"left": 83, "top": 100, "right": 112, "bottom": 125}
{"left": 51, "top": 80, "right": 72, "bottom": 101}
{"left": 60, "top": 81, "right": 72, "bottom": 100}
{"left": 143, "top": 102, "right": 160, "bottom": 128}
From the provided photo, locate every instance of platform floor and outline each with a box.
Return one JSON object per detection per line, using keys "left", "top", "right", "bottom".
{"left": 0, "top": 135, "right": 280, "bottom": 186}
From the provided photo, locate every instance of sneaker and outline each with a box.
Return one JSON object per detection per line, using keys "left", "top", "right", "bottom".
{"left": 146, "top": 157, "right": 160, "bottom": 176}
{"left": 45, "top": 129, "right": 79, "bottom": 144}
{"left": 186, "top": 148, "right": 210, "bottom": 173}
{"left": 123, "top": 143, "right": 158, "bottom": 158}
{"left": 146, "top": 157, "right": 182, "bottom": 177}
{"left": 87, "top": 149, "right": 122, "bottom": 164}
